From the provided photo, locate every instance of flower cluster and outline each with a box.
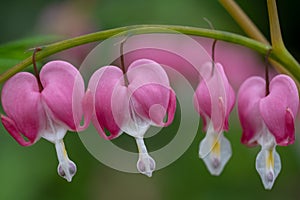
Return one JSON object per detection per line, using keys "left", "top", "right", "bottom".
{"left": 1, "top": 51, "right": 298, "bottom": 190}
{"left": 1, "top": 58, "right": 176, "bottom": 180}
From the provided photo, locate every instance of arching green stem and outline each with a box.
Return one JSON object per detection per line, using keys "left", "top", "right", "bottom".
{"left": 0, "top": 25, "right": 299, "bottom": 85}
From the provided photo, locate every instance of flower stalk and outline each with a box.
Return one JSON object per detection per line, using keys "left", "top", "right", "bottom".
{"left": 119, "top": 37, "right": 129, "bottom": 86}
{"left": 265, "top": 49, "right": 272, "bottom": 96}
{"left": 32, "top": 48, "right": 43, "bottom": 91}
{"left": 219, "top": 0, "right": 300, "bottom": 89}
{"left": 266, "top": 0, "right": 300, "bottom": 88}
{"left": 218, "top": 0, "right": 269, "bottom": 44}
{"left": 267, "top": 0, "right": 284, "bottom": 51}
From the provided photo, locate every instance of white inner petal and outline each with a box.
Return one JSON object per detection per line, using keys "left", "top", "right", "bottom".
{"left": 199, "top": 121, "right": 232, "bottom": 176}
{"left": 121, "top": 99, "right": 150, "bottom": 138}
{"left": 40, "top": 103, "right": 77, "bottom": 182}
{"left": 256, "top": 124, "right": 281, "bottom": 190}
{"left": 40, "top": 104, "right": 67, "bottom": 143}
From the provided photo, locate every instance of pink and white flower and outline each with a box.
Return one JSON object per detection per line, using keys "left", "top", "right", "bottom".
{"left": 238, "top": 74, "right": 299, "bottom": 189}
{"left": 194, "top": 62, "right": 235, "bottom": 175}
{"left": 1, "top": 60, "right": 91, "bottom": 182}
{"left": 88, "top": 59, "right": 176, "bottom": 177}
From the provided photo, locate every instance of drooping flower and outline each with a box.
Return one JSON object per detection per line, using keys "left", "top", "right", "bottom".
{"left": 88, "top": 59, "right": 176, "bottom": 177}
{"left": 194, "top": 62, "right": 235, "bottom": 175}
{"left": 237, "top": 75, "right": 299, "bottom": 189}
{"left": 1, "top": 60, "right": 91, "bottom": 182}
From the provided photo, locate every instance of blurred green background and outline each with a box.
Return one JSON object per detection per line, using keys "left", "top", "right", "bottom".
{"left": 1, "top": 0, "right": 300, "bottom": 200}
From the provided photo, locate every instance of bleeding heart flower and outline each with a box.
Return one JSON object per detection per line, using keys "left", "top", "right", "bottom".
{"left": 194, "top": 62, "right": 235, "bottom": 175}
{"left": 237, "top": 74, "right": 299, "bottom": 189}
{"left": 1, "top": 60, "right": 92, "bottom": 182}
{"left": 88, "top": 58, "right": 176, "bottom": 177}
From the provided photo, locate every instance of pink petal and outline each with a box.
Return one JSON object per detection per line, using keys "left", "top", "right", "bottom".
{"left": 284, "top": 108, "right": 295, "bottom": 145}
{"left": 1, "top": 115, "right": 33, "bottom": 146}
{"left": 88, "top": 66, "right": 124, "bottom": 140}
{"left": 77, "top": 89, "right": 93, "bottom": 131}
{"left": 260, "top": 75, "right": 299, "bottom": 146}
{"left": 127, "top": 59, "right": 176, "bottom": 127}
{"left": 194, "top": 62, "right": 235, "bottom": 132}
{"left": 40, "top": 60, "right": 85, "bottom": 131}
{"left": 194, "top": 79, "right": 211, "bottom": 131}
{"left": 127, "top": 59, "right": 170, "bottom": 92}
{"left": 124, "top": 49, "right": 199, "bottom": 85}
{"left": 1, "top": 72, "right": 44, "bottom": 145}
{"left": 237, "top": 76, "right": 266, "bottom": 146}
{"left": 162, "top": 88, "right": 176, "bottom": 126}
{"left": 131, "top": 85, "right": 176, "bottom": 127}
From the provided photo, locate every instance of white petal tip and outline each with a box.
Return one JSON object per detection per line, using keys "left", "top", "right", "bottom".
{"left": 57, "top": 160, "right": 77, "bottom": 182}
{"left": 256, "top": 147, "right": 281, "bottom": 190}
{"left": 199, "top": 133, "right": 232, "bottom": 176}
{"left": 261, "top": 171, "right": 275, "bottom": 190}
{"left": 145, "top": 172, "right": 153, "bottom": 178}
{"left": 202, "top": 156, "right": 230, "bottom": 176}
{"left": 137, "top": 153, "right": 156, "bottom": 177}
